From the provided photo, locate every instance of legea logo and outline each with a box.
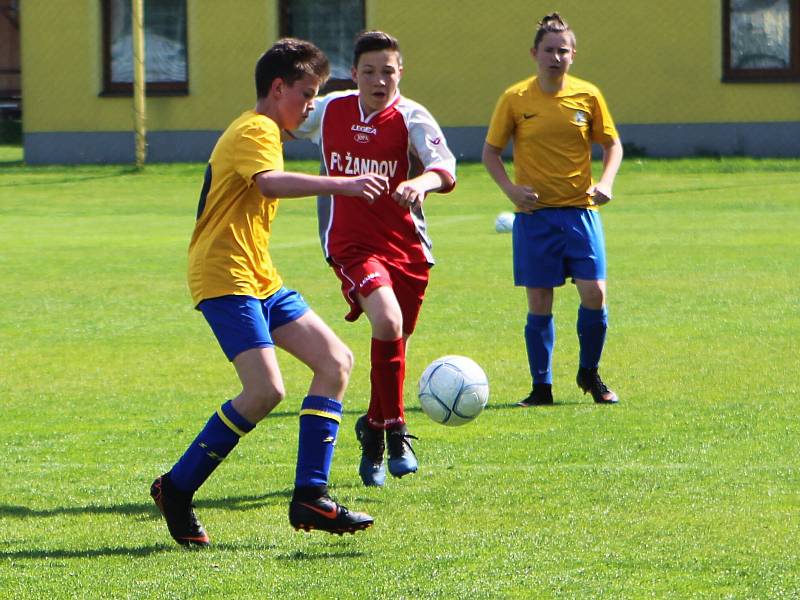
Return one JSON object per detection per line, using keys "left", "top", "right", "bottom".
{"left": 359, "top": 272, "right": 381, "bottom": 288}
{"left": 351, "top": 124, "right": 377, "bottom": 135}
{"left": 352, "top": 124, "right": 377, "bottom": 145}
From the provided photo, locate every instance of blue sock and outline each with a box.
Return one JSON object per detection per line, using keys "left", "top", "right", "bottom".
{"left": 525, "top": 313, "right": 554, "bottom": 385}
{"left": 168, "top": 400, "right": 255, "bottom": 495}
{"left": 577, "top": 305, "right": 608, "bottom": 369}
{"left": 295, "top": 395, "right": 342, "bottom": 489}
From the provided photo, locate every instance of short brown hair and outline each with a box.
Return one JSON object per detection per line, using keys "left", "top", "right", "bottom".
{"left": 352, "top": 30, "right": 402, "bottom": 68}
{"left": 533, "top": 12, "right": 576, "bottom": 50}
{"left": 255, "top": 38, "right": 330, "bottom": 98}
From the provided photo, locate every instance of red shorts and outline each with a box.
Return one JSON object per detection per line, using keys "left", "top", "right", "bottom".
{"left": 329, "top": 255, "right": 430, "bottom": 335}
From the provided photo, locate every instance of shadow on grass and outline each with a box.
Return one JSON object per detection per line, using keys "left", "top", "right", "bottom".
{"left": 0, "top": 489, "right": 370, "bottom": 560}
{"left": 0, "top": 544, "right": 173, "bottom": 560}
{"left": 0, "top": 542, "right": 366, "bottom": 561}
{"left": 0, "top": 490, "right": 291, "bottom": 519}
{"left": 486, "top": 400, "right": 587, "bottom": 409}
{"left": 278, "top": 548, "right": 367, "bottom": 561}
{"left": 0, "top": 480, "right": 375, "bottom": 521}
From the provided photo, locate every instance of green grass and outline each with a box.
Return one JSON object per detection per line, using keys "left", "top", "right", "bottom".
{"left": 0, "top": 144, "right": 22, "bottom": 165}
{"left": 1, "top": 158, "right": 799, "bottom": 599}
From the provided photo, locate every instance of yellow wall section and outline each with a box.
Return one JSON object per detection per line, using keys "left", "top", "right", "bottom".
{"left": 22, "top": 0, "right": 800, "bottom": 133}
{"left": 23, "top": 0, "right": 278, "bottom": 132}
{"left": 188, "top": 0, "right": 279, "bottom": 129}
{"left": 372, "top": 0, "right": 799, "bottom": 126}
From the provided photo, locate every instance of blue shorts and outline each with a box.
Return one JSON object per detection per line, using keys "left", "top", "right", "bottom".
{"left": 198, "top": 288, "right": 310, "bottom": 361}
{"left": 513, "top": 208, "right": 607, "bottom": 288}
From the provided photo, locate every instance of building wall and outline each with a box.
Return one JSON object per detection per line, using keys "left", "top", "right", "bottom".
{"left": 22, "top": 0, "right": 277, "bottom": 132}
{"left": 22, "top": 0, "right": 800, "bottom": 163}
{"left": 378, "top": 0, "right": 800, "bottom": 126}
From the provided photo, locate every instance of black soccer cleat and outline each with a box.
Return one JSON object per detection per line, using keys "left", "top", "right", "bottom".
{"left": 386, "top": 424, "right": 418, "bottom": 478}
{"left": 516, "top": 383, "right": 554, "bottom": 407}
{"left": 150, "top": 474, "right": 211, "bottom": 547}
{"left": 289, "top": 494, "right": 374, "bottom": 535}
{"left": 577, "top": 367, "right": 619, "bottom": 404}
{"left": 355, "top": 415, "right": 386, "bottom": 487}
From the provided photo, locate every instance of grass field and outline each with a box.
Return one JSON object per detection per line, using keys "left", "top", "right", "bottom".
{"left": 1, "top": 156, "right": 799, "bottom": 599}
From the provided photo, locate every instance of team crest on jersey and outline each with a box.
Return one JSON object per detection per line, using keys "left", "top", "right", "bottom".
{"left": 575, "top": 110, "right": 588, "bottom": 125}
{"left": 352, "top": 124, "right": 377, "bottom": 143}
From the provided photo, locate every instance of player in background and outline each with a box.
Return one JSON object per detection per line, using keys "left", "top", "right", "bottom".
{"left": 482, "top": 13, "right": 623, "bottom": 407}
{"left": 150, "top": 39, "right": 390, "bottom": 547}
{"left": 292, "top": 31, "right": 457, "bottom": 487}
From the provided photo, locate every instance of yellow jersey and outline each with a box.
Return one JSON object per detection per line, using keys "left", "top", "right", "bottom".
{"left": 187, "top": 110, "right": 284, "bottom": 306}
{"left": 485, "top": 74, "right": 618, "bottom": 209}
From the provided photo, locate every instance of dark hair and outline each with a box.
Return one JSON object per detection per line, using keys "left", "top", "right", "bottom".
{"left": 255, "top": 38, "right": 330, "bottom": 98}
{"left": 532, "top": 12, "right": 576, "bottom": 50}
{"left": 352, "top": 30, "right": 402, "bottom": 67}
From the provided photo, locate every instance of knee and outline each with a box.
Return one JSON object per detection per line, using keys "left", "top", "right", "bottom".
{"left": 318, "top": 344, "right": 353, "bottom": 388}
{"left": 372, "top": 311, "right": 403, "bottom": 340}
{"left": 240, "top": 380, "right": 285, "bottom": 420}
{"left": 527, "top": 288, "right": 554, "bottom": 315}
{"left": 581, "top": 287, "right": 606, "bottom": 310}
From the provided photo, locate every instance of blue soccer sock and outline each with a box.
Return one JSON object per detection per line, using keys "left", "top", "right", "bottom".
{"left": 168, "top": 399, "right": 255, "bottom": 495}
{"left": 577, "top": 305, "right": 608, "bottom": 370}
{"left": 294, "top": 395, "right": 342, "bottom": 492}
{"left": 525, "top": 313, "right": 554, "bottom": 385}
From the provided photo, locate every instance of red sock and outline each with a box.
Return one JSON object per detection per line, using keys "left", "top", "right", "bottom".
{"left": 368, "top": 337, "right": 405, "bottom": 429}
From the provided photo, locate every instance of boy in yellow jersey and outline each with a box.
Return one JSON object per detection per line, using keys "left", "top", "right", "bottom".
{"left": 150, "top": 39, "right": 389, "bottom": 547}
{"left": 482, "top": 13, "right": 623, "bottom": 407}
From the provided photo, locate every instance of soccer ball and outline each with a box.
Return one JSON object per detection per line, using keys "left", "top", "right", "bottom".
{"left": 417, "top": 355, "right": 489, "bottom": 426}
{"left": 494, "top": 211, "right": 514, "bottom": 233}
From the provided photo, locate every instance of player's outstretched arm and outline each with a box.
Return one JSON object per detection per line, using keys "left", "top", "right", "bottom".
{"left": 255, "top": 171, "right": 389, "bottom": 202}
{"left": 481, "top": 143, "right": 539, "bottom": 213}
{"left": 392, "top": 171, "right": 455, "bottom": 208}
{"left": 588, "top": 138, "right": 623, "bottom": 205}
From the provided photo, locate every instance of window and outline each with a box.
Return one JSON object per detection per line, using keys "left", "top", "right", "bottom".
{"left": 280, "top": 0, "right": 365, "bottom": 92}
{"left": 0, "top": 0, "right": 21, "bottom": 116}
{"left": 101, "top": 0, "right": 188, "bottom": 95}
{"left": 723, "top": 0, "right": 800, "bottom": 81}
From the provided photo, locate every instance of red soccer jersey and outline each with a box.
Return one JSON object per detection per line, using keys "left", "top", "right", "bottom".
{"left": 296, "top": 91, "right": 456, "bottom": 265}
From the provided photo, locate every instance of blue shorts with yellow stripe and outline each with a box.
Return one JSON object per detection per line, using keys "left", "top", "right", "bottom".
{"left": 198, "top": 287, "right": 310, "bottom": 361}
{"left": 512, "top": 207, "right": 607, "bottom": 288}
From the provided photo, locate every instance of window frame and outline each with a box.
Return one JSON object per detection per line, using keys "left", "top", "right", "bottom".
{"left": 100, "top": 0, "right": 189, "bottom": 96}
{"left": 722, "top": 0, "right": 800, "bottom": 82}
{"left": 278, "top": 0, "right": 365, "bottom": 93}
{"left": 0, "top": 0, "right": 21, "bottom": 107}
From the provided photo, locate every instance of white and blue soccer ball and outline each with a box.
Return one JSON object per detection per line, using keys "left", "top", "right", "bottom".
{"left": 418, "top": 355, "right": 489, "bottom": 426}
{"left": 494, "top": 211, "right": 515, "bottom": 233}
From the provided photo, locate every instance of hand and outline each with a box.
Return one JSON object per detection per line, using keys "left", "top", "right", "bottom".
{"left": 506, "top": 184, "right": 539, "bottom": 213}
{"left": 588, "top": 182, "right": 613, "bottom": 205}
{"left": 392, "top": 180, "right": 426, "bottom": 208}
{"left": 342, "top": 174, "right": 390, "bottom": 203}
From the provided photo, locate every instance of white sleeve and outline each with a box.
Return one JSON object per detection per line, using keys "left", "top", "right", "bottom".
{"left": 291, "top": 96, "right": 324, "bottom": 144}
{"left": 407, "top": 104, "right": 457, "bottom": 186}
{"left": 292, "top": 90, "right": 355, "bottom": 146}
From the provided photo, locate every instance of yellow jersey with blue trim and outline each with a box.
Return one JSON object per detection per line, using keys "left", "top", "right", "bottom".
{"left": 188, "top": 110, "right": 284, "bottom": 306}
{"left": 485, "top": 74, "right": 618, "bottom": 210}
